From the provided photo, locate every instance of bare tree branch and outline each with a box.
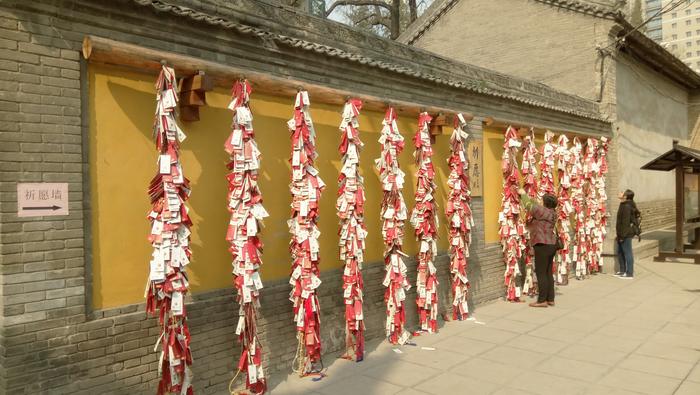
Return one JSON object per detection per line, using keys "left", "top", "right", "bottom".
{"left": 353, "top": 12, "right": 390, "bottom": 31}
{"left": 326, "top": 0, "right": 392, "bottom": 17}
{"left": 354, "top": 12, "right": 380, "bottom": 25}
{"left": 370, "top": 18, "right": 391, "bottom": 31}
{"left": 408, "top": 0, "right": 417, "bottom": 22}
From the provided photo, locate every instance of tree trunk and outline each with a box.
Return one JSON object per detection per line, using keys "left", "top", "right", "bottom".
{"left": 409, "top": 0, "right": 417, "bottom": 22}
{"left": 390, "top": 0, "right": 401, "bottom": 39}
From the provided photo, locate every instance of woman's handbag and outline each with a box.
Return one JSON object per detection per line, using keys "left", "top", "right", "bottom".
{"left": 554, "top": 218, "right": 563, "bottom": 251}
{"left": 555, "top": 234, "right": 564, "bottom": 251}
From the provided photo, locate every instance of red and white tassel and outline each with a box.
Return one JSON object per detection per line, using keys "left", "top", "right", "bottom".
{"left": 145, "top": 65, "right": 194, "bottom": 395}
{"left": 554, "top": 134, "right": 573, "bottom": 286}
{"left": 593, "top": 137, "right": 609, "bottom": 272}
{"left": 410, "top": 112, "right": 440, "bottom": 333}
{"left": 337, "top": 98, "right": 367, "bottom": 361}
{"left": 570, "top": 138, "right": 587, "bottom": 279}
{"left": 377, "top": 107, "right": 411, "bottom": 345}
{"left": 583, "top": 138, "right": 600, "bottom": 274}
{"left": 521, "top": 129, "right": 539, "bottom": 296}
{"left": 225, "top": 80, "right": 267, "bottom": 394}
{"left": 500, "top": 126, "right": 524, "bottom": 302}
{"left": 287, "top": 90, "right": 324, "bottom": 375}
{"left": 445, "top": 114, "right": 473, "bottom": 320}
{"left": 539, "top": 131, "right": 557, "bottom": 198}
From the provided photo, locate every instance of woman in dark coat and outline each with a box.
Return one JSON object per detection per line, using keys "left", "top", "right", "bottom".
{"left": 616, "top": 189, "right": 639, "bottom": 279}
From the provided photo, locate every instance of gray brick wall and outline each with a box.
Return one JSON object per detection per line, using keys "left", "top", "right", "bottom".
{"left": 0, "top": 1, "right": 611, "bottom": 394}
{"left": 0, "top": 7, "right": 88, "bottom": 394}
{"left": 412, "top": 0, "right": 615, "bottom": 102}
{"left": 636, "top": 199, "right": 676, "bottom": 232}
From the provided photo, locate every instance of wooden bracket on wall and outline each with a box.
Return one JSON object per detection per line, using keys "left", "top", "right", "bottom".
{"left": 178, "top": 72, "right": 214, "bottom": 122}
{"left": 429, "top": 112, "right": 447, "bottom": 136}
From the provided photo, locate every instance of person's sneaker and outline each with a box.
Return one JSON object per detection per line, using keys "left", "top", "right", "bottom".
{"left": 619, "top": 273, "right": 634, "bottom": 279}
{"left": 614, "top": 272, "right": 624, "bottom": 276}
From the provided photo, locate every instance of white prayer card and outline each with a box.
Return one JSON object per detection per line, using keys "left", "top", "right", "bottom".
{"left": 162, "top": 89, "right": 177, "bottom": 109}
{"left": 151, "top": 220, "right": 163, "bottom": 235}
{"left": 176, "top": 124, "right": 187, "bottom": 143}
{"left": 150, "top": 259, "right": 165, "bottom": 281}
{"left": 292, "top": 265, "right": 301, "bottom": 279}
{"left": 305, "top": 165, "right": 319, "bottom": 176}
{"left": 227, "top": 98, "right": 238, "bottom": 111}
{"left": 252, "top": 272, "right": 264, "bottom": 290}
{"left": 237, "top": 107, "right": 252, "bottom": 124}
{"left": 231, "top": 129, "right": 243, "bottom": 147}
{"left": 310, "top": 275, "right": 322, "bottom": 290}
{"left": 242, "top": 287, "right": 252, "bottom": 303}
{"left": 246, "top": 216, "right": 258, "bottom": 235}
{"left": 382, "top": 271, "right": 391, "bottom": 287}
{"left": 171, "top": 291, "right": 183, "bottom": 315}
{"left": 159, "top": 155, "right": 171, "bottom": 174}
{"left": 235, "top": 315, "right": 246, "bottom": 336}
{"left": 248, "top": 364, "right": 258, "bottom": 384}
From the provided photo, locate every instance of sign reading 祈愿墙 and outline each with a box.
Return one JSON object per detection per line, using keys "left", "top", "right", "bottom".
{"left": 17, "top": 183, "right": 69, "bottom": 217}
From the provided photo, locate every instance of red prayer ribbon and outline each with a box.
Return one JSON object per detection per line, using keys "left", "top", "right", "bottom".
{"left": 445, "top": 114, "right": 473, "bottom": 320}
{"left": 500, "top": 126, "right": 524, "bottom": 302}
{"left": 336, "top": 98, "right": 366, "bottom": 361}
{"left": 555, "top": 134, "right": 573, "bottom": 286}
{"left": 521, "top": 129, "right": 538, "bottom": 296}
{"left": 226, "top": 80, "right": 267, "bottom": 394}
{"left": 145, "top": 65, "right": 194, "bottom": 395}
{"left": 410, "top": 112, "right": 440, "bottom": 332}
{"left": 377, "top": 107, "right": 411, "bottom": 345}
{"left": 288, "top": 91, "right": 324, "bottom": 374}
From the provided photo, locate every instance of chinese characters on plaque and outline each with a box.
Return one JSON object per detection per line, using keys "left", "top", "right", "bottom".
{"left": 17, "top": 183, "right": 69, "bottom": 217}
{"left": 466, "top": 140, "right": 482, "bottom": 197}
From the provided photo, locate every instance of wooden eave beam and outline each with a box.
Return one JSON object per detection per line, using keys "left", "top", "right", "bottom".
{"left": 485, "top": 118, "right": 607, "bottom": 138}
{"left": 81, "top": 35, "right": 473, "bottom": 120}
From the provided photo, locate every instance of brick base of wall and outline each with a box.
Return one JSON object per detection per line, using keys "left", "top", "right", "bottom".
{"left": 637, "top": 199, "right": 676, "bottom": 232}
{"left": 2, "top": 246, "right": 504, "bottom": 394}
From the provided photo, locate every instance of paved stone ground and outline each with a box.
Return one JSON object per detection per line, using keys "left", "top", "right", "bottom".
{"left": 267, "top": 257, "right": 700, "bottom": 394}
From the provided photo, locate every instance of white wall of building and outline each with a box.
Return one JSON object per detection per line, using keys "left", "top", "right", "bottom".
{"left": 615, "top": 54, "right": 689, "bottom": 201}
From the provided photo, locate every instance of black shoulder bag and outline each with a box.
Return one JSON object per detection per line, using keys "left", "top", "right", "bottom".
{"left": 554, "top": 216, "right": 564, "bottom": 251}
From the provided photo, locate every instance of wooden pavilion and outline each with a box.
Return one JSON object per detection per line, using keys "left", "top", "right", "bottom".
{"left": 641, "top": 140, "right": 700, "bottom": 263}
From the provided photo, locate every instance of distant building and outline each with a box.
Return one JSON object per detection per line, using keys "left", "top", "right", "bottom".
{"left": 401, "top": 0, "right": 700, "bottom": 237}
{"left": 645, "top": 0, "right": 663, "bottom": 41}
{"left": 652, "top": 0, "right": 700, "bottom": 71}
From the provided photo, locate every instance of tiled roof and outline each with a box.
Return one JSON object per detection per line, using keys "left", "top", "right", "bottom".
{"left": 397, "top": 0, "right": 459, "bottom": 45}
{"left": 398, "top": 0, "right": 621, "bottom": 45}
{"left": 130, "top": 0, "right": 606, "bottom": 121}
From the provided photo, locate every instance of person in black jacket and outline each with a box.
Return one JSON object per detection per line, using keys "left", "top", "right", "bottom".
{"left": 615, "top": 189, "right": 639, "bottom": 279}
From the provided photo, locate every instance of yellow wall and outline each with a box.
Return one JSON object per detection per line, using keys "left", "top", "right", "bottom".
{"left": 89, "top": 64, "right": 454, "bottom": 309}
{"left": 482, "top": 127, "right": 505, "bottom": 244}
{"left": 482, "top": 127, "right": 560, "bottom": 243}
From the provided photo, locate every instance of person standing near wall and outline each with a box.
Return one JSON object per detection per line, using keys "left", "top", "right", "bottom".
{"left": 616, "top": 189, "right": 639, "bottom": 279}
{"left": 518, "top": 188, "right": 558, "bottom": 307}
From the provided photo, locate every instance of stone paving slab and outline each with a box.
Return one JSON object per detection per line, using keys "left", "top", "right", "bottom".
{"left": 267, "top": 258, "right": 700, "bottom": 394}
